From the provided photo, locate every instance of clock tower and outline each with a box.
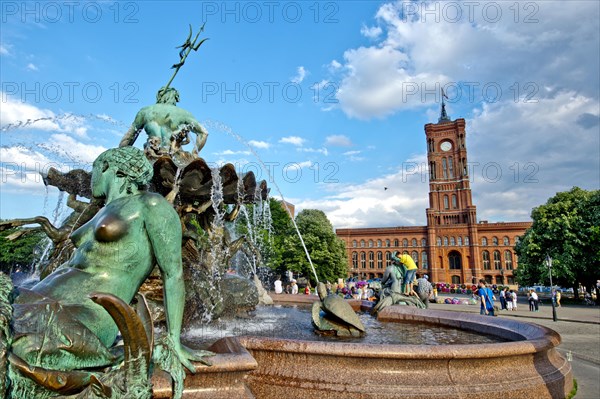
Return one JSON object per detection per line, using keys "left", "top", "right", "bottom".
{"left": 425, "top": 97, "right": 480, "bottom": 282}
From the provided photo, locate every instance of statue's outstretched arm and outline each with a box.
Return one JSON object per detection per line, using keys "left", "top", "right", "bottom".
{"left": 144, "top": 199, "right": 212, "bottom": 372}
{"left": 191, "top": 121, "right": 208, "bottom": 155}
{"left": 119, "top": 113, "right": 144, "bottom": 147}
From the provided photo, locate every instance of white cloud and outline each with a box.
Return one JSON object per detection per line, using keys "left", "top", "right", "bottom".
{"left": 329, "top": 60, "right": 342, "bottom": 70}
{"left": 291, "top": 66, "right": 307, "bottom": 84}
{"left": 468, "top": 90, "right": 599, "bottom": 221}
{"left": 360, "top": 24, "right": 382, "bottom": 39}
{"left": 330, "top": 1, "right": 599, "bottom": 119}
{"left": 248, "top": 140, "right": 270, "bottom": 149}
{"left": 214, "top": 149, "right": 251, "bottom": 156}
{"left": 299, "top": 147, "right": 328, "bottom": 156}
{"left": 294, "top": 162, "right": 431, "bottom": 229}
{"left": 279, "top": 136, "right": 306, "bottom": 146}
{"left": 0, "top": 94, "right": 89, "bottom": 137}
{"left": 26, "top": 63, "right": 38, "bottom": 71}
{"left": 325, "top": 135, "right": 353, "bottom": 147}
{"left": 342, "top": 150, "right": 364, "bottom": 162}
{"left": 0, "top": 44, "right": 10, "bottom": 56}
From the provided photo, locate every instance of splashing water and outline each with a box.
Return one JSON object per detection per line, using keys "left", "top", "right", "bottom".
{"left": 203, "top": 120, "right": 319, "bottom": 284}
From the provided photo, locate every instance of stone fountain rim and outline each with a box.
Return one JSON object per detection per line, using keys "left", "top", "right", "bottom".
{"left": 237, "top": 306, "right": 561, "bottom": 360}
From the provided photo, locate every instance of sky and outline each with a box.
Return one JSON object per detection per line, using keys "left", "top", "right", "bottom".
{"left": 1, "top": 0, "right": 599, "bottom": 229}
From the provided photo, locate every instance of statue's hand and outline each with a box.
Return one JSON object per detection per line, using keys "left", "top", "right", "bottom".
{"left": 174, "top": 342, "right": 215, "bottom": 373}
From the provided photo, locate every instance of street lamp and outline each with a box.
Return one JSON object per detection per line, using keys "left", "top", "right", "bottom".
{"left": 546, "top": 255, "right": 558, "bottom": 322}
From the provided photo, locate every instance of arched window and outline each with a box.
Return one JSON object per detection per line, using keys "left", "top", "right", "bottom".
{"left": 369, "top": 252, "right": 375, "bottom": 269}
{"left": 492, "top": 237, "right": 499, "bottom": 246}
{"left": 368, "top": 240, "right": 374, "bottom": 248}
{"left": 503, "top": 236, "right": 510, "bottom": 246}
{"left": 450, "top": 237, "right": 456, "bottom": 246}
{"left": 394, "top": 239, "right": 399, "bottom": 247}
{"left": 412, "top": 238, "right": 417, "bottom": 247}
{"left": 360, "top": 252, "right": 366, "bottom": 268}
{"left": 443, "top": 237, "right": 448, "bottom": 246}
{"left": 504, "top": 250, "right": 513, "bottom": 270}
{"left": 442, "top": 158, "right": 448, "bottom": 179}
{"left": 411, "top": 251, "right": 419, "bottom": 265}
{"left": 436, "top": 237, "right": 442, "bottom": 246}
{"left": 352, "top": 252, "right": 358, "bottom": 268}
{"left": 464, "top": 236, "right": 470, "bottom": 245}
{"left": 448, "top": 156, "right": 454, "bottom": 178}
{"left": 385, "top": 251, "right": 391, "bottom": 266}
{"left": 452, "top": 194, "right": 457, "bottom": 209}
{"left": 377, "top": 252, "right": 383, "bottom": 269}
{"left": 457, "top": 236, "right": 463, "bottom": 246}
{"left": 377, "top": 239, "right": 382, "bottom": 247}
{"left": 449, "top": 252, "right": 461, "bottom": 269}
{"left": 386, "top": 239, "right": 391, "bottom": 247}
{"left": 421, "top": 251, "right": 428, "bottom": 269}
{"left": 403, "top": 238, "right": 408, "bottom": 247}
{"left": 482, "top": 250, "right": 490, "bottom": 270}
{"left": 443, "top": 195, "right": 449, "bottom": 209}
{"left": 493, "top": 250, "right": 501, "bottom": 269}
{"left": 451, "top": 275, "right": 461, "bottom": 284}
{"left": 352, "top": 240, "right": 357, "bottom": 248}
{"left": 360, "top": 240, "right": 365, "bottom": 248}
{"left": 429, "top": 161, "right": 436, "bottom": 180}
{"left": 481, "top": 237, "right": 488, "bottom": 246}
{"left": 403, "top": 250, "right": 409, "bottom": 255}
{"left": 421, "top": 238, "right": 427, "bottom": 246}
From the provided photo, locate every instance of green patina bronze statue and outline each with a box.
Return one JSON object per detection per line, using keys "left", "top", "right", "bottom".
{"left": 5, "top": 147, "right": 212, "bottom": 398}
{"left": 119, "top": 86, "right": 209, "bottom": 162}
{"left": 312, "top": 282, "right": 366, "bottom": 337}
{"left": 372, "top": 254, "right": 426, "bottom": 314}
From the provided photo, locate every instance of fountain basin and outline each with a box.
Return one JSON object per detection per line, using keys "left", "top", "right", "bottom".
{"left": 237, "top": 306, "right": 572, "bottom": 399}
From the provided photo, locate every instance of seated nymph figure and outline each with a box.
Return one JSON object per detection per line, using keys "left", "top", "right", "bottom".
{"left": 10, "top": 147, "right": 209, "bottom": 392}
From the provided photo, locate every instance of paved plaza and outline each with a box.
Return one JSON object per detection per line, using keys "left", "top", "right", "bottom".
{"left": 429, "top": 299, "right": 600, "bottom": 399}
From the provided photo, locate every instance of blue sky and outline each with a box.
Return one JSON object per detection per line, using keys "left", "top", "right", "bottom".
{"left": 1, "top": 1, "right": 599, "bottom": 228}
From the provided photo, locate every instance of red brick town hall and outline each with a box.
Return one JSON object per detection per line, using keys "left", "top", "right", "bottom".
{"left": 336, "top": 105, "right": 531, "bottom": 286}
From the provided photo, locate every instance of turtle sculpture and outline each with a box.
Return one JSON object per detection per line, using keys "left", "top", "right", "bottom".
{"left": 311, "top": 282, "right": 366, "bottom": 337}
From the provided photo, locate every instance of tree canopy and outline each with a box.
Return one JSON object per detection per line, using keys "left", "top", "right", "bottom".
{"left": 514, "top": 187, "right": 600, "bottom": 295}
{"left": 280, "top": 208, "right": 348, "bottom": 285}
{"left": 0, "top": 227, "right": 46, "bottom": 275}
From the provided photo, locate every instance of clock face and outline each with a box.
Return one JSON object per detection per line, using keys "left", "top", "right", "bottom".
{"left": 440, "top": 141, "right": 452, "bottom": 152}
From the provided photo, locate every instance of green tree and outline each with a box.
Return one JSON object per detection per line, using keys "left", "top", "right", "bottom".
{"left": 0, "top": 227, "right": 46, "bottom": 274}
{"left": 514, "top": 187, "right": 600, "bottom": 298}
{"left": 282, "top": 209, "right": 348, "bottom": 285}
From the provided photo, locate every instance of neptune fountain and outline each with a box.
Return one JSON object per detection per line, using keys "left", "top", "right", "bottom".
{"left": 0, "top": 26, "right": 573, "bottom": 399}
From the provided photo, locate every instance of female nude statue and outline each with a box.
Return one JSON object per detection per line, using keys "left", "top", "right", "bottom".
{"left": 9, "top": 147, "right": 210, "bottom": 395}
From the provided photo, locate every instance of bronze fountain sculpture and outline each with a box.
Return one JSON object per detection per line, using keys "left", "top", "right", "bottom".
{"left": 0, "top": 25, "right": 266, "bottom": 398}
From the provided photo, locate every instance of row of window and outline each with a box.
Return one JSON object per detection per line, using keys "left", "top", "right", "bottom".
{"left": 351, "top": 251, "right": 428, "bottom": 270}
{"left": 350, "top": 249, "right": 515, "bottom": 271}
{"left": 352, "top": 238, "right": 426, "bottom": 248}
{"left": 351, "top": 236, "right": 515, "bottom": 249}
{"left": 482, "top": 250, "right": 514, "bottom": 270}
{"left": 481, "top": 236, "right": 515, "bottom": 246}
{"left": 428, "top": 156, "right": 469, "bottom": 180}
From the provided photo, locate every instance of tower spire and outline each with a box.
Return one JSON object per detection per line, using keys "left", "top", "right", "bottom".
{"left": 439, "top": 88, "right": 450, "bottom": 123}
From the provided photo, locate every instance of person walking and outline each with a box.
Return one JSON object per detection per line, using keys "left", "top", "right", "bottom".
{"left": 415, "top": 274, "right": 433, "bottom": 309}
{"left": 528, "top": 290, "right": 535, "bottom": 312}
{"left": 556, "top": 290, "right": 561, "bottom": 307}
{"left": 531, "top": 290, "right": 539, "bottom": 311}
{"left": 477, "top": 279, "right": 495, "bottom": 316}
{"left": 511, "top": 290, "right": 518, "bottom": 311}
{"left": 499, "top": 288, "right": 506, "bottom": 311}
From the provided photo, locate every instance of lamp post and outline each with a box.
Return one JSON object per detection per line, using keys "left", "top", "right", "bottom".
{"left": 546, "top": 255, "right": 558, "bottom": 322}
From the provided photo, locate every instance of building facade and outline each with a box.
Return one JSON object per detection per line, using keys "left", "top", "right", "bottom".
{"left": 336, "top": 105, "right": 531, "bottom": 286}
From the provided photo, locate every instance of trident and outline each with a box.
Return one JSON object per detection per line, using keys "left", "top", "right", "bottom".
{"left": 164, "top": 23, "right": 209, "bottom": 90}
